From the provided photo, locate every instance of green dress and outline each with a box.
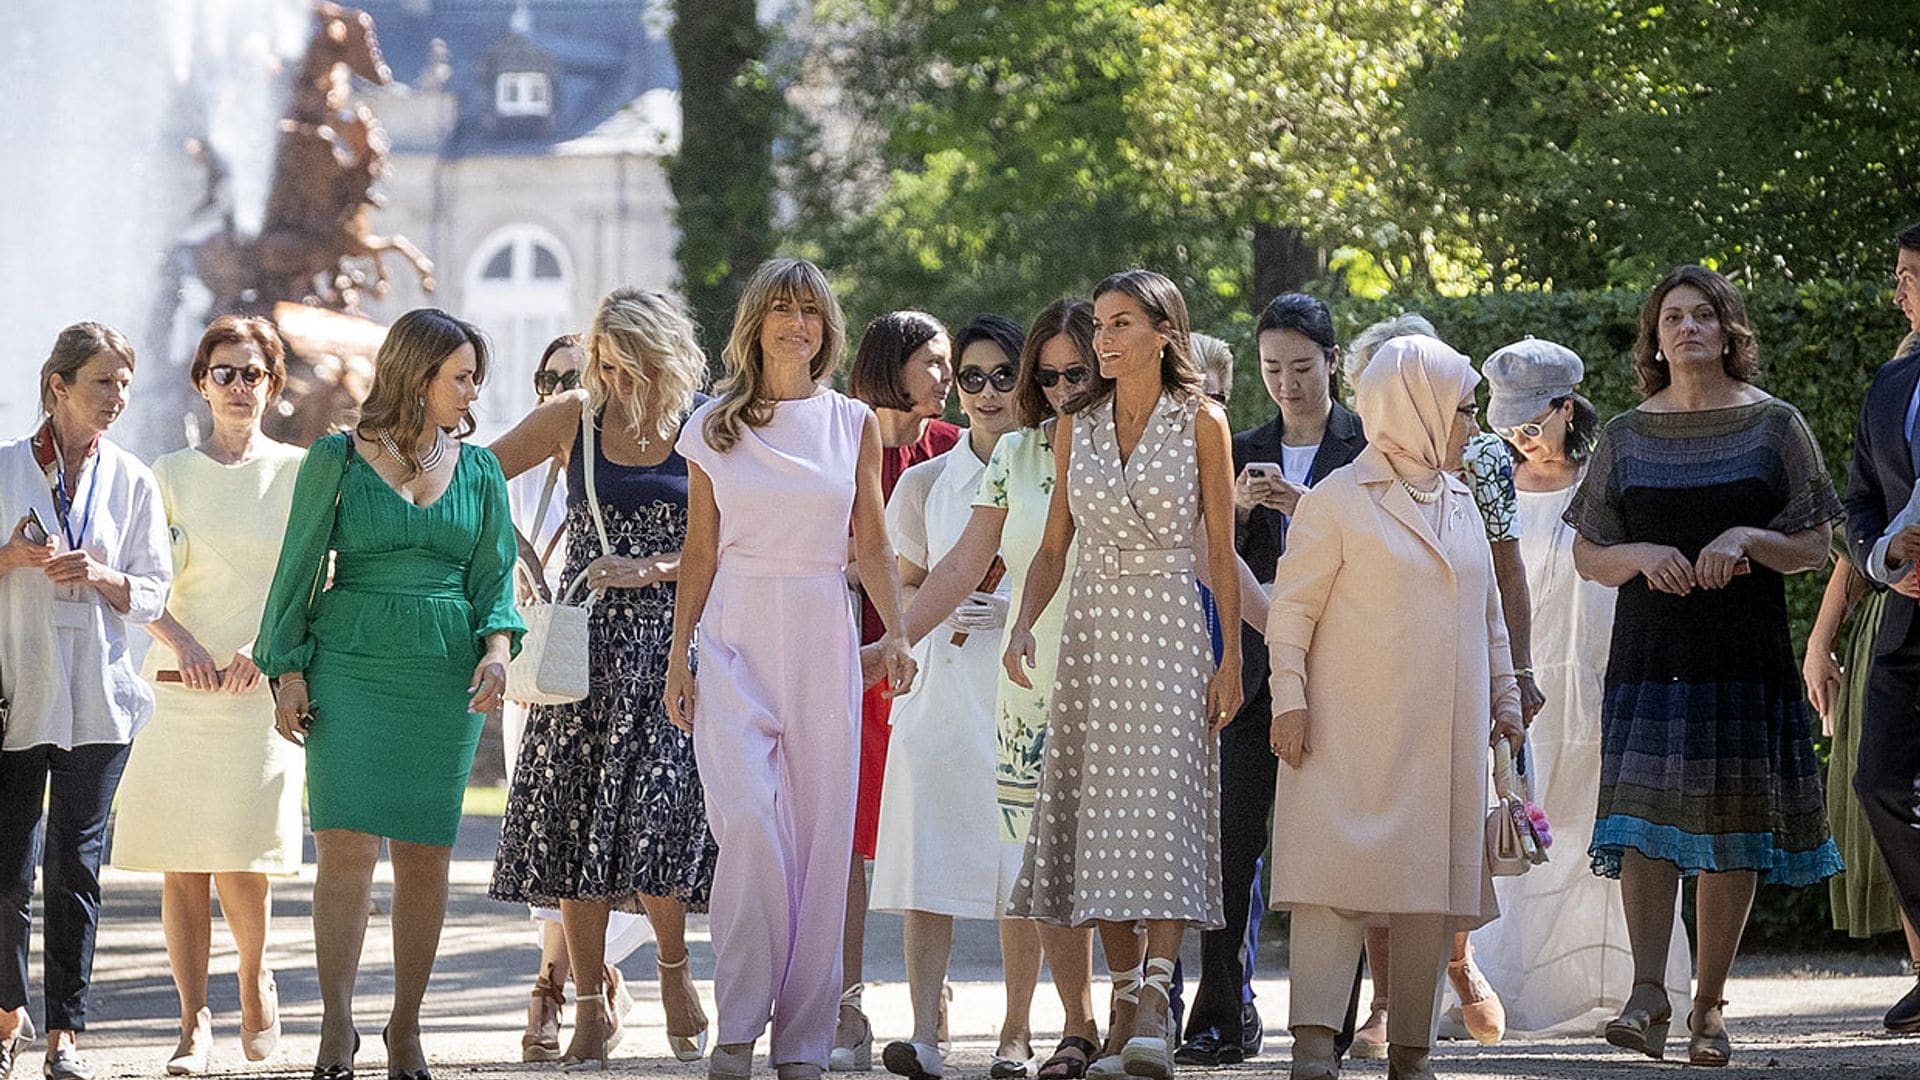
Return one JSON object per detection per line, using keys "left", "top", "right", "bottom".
{"left": 257, "top": 434, "right": 524, "bottom": 846}
{"left": 1826, "top": 537, "right": 1901, "bottom": 936}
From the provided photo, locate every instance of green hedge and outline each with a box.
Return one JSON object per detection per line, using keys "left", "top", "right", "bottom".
{"left": 1220, "top": 280, "right": 1909, "bottom": 951}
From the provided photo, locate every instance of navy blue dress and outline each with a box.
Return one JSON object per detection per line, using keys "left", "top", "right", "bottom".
{"left": 491, "top": 399, "right": 718, "bottom": 910}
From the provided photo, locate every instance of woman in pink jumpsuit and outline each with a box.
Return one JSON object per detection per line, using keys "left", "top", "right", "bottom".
{"left": 666, "top": 258, "right": 916, "bottom": 1080}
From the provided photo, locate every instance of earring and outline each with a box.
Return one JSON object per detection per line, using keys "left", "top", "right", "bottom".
{"left": 417, "top": 395, "right": 425, "bottom": 408}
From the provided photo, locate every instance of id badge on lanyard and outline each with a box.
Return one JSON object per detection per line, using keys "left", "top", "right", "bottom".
{"left": 50, "top": 446, "right": 102, "bottom": 620}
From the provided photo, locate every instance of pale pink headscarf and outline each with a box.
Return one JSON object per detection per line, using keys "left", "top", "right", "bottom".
{"left": 1351, "top": 334, "right": 1480, "bottom": 485}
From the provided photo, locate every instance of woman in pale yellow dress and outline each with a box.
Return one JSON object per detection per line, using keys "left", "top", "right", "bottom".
{"left": 110, "top": 318, "right": 305, "bottom": 1074}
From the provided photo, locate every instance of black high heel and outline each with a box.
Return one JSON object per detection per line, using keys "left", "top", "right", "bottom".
{"left": 312, "top": 1032, "right": 361, "bottom": 1080}
{"left": 382, "top": 1026, "right": 432, "bottom": 1080}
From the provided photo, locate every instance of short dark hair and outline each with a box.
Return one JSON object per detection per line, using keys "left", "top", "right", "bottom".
{"left": 1899, "top": 222, "right": 1920, "bottom": 254}
{"left": 537, "top": 333, "right": 583, "bottom": 373}
{"left": 848, "top": 310, "right": 947, "bottom": 411}
{"left": 1632, "top": 265, "right": 1759, "bottom": 397}
{"left": 954, "top": 314, "right": 1025, "bottom": 374}
{"left": 1014, "top": 299, "right": 1103, "bottom": 428}
{"left": 1557, "top": 394, "right": 1601, "bottom": 462}
{"left": 190, "top": 315, "right": 288, "bottom": 399}
{"left": 1255, "top": 293, "right": 1337, "bottom": 352}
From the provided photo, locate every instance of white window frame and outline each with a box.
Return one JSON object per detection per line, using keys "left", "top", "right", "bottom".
{"left": 463, "top": 223, "right": 575, "bottom": 442}
{"left": 495, "top": 71, "right": 552, "bottom": 117}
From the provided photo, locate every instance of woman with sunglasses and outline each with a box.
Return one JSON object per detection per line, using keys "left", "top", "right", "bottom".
{"left": 108, "top": 317, "right": 305, "bottom": 1074}
{"left": 868, "top": 314, "right": 1036, "bottom": 1080}
{"left": 869, "top": 301, "right": 1108, "bottom": 1080}
{"left": 1468, "top": 340, "right": 1692, "bottom": 1038}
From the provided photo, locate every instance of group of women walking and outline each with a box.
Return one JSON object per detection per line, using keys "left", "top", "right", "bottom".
{"left": 0, "top": 244, "right": 1909, "bottom": 1080}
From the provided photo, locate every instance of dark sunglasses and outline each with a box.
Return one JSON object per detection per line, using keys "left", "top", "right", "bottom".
{"left": 208, "top": 365, "right": 269, "bottom": 388}
{"left": 1033, "top": 366, "right": 1092, "bottom": 389}
{"left": 535, "top": 369, "right": 582, "bottom": 395}
{"left": 957, "top": 365, "right": 1018, "bottom": 394}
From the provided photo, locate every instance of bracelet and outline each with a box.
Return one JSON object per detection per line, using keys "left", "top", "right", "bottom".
{"left": 1513, "top": 667, "right": 1535, "bottom": 679}
{"left": 277, "top": 675, "right": 306, "bottom": 686}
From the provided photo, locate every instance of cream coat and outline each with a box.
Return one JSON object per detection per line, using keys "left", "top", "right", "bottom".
{"left": 1265, "top": 446, "right": 1517, "bottom": 926}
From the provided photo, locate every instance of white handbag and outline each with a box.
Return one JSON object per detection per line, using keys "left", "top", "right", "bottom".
{"left": 1485, "top": 740, "right": 1546, "bottom": 877}
{"left": 506, "top": 406, "right": 613, "bottom": 706}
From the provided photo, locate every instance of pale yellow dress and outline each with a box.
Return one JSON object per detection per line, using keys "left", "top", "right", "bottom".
{"left": 110, "top": 444, "right": 306, "bottom": 874}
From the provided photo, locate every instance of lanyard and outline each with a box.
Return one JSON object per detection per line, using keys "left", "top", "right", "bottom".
{"left": 51, "top": 446, "right": 100, "bottom": 551}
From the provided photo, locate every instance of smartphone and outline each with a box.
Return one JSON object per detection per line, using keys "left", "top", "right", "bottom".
{"left": 1243, "top": 462, "right": 1281, "bottom": 481}
{"left": 21, "top": 507, "right": 51, "bottom": 545}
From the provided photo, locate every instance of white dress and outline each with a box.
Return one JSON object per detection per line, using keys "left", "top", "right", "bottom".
{"left": 1468, "top": 482, "right": 1691, "bottom": 1033}
{"left": 870, "top": 440, "right": 1022, "bottom": 918}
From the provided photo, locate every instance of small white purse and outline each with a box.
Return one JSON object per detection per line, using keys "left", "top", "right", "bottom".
{"left": 506, "top": 406, "right": 612, "bottom": 706}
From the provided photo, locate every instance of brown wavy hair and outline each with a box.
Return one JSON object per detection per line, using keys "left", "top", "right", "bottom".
{"left": 355, "top": 308, "right": 490, "bottom": 476}
{"left": 1632, "top": 265, "right": 1759, "bottom": 397}
{"left": 1014, "top": 299, "right": 1104, "bottom": 428}
{"left": 702, "top": 258, "right": 846, "bottom": 452}
{"left": 1074, "top": 269, "right": 1203, "bottom": 414}
{"left": 190, "top": 315, "right": 287, "bottom": 399}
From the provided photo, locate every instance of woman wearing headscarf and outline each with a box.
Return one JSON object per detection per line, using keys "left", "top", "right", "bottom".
{"left": 1265, "top": 335, "right": 1525, "bottom": 1080}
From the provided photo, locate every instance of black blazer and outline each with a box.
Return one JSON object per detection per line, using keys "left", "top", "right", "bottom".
{"left": 1230, "top": 400, "right": 1366, "bottom": 708}
{"left": 1845, "top": 342, "right": 1920, "bottom": 656}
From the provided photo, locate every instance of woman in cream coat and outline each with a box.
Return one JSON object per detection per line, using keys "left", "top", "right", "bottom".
{"left": 1265, "top": 335, "right": 1525, "bottom": 1080}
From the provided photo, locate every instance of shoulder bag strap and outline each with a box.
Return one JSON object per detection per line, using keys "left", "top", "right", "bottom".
{"left": 580, "top": 404, "right": 613, "bottom": 559}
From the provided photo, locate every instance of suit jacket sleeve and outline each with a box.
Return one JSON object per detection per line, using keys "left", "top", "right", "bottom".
{"left": 1846, "top": 372, "right": 1894, "bottom": 585}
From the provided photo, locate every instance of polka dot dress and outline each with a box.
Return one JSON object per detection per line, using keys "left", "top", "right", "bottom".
{"left": 1008, "top": 392, "right": 1225, "bottom": 930}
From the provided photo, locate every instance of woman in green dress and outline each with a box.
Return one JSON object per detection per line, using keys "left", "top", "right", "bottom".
{"left": 257, "top": 309, "right": 524, "bottom": 1080}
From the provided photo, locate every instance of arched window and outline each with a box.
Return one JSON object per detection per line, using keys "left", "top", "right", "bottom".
{"left": 463, "top": 223, "right": 574, "bottom": 440}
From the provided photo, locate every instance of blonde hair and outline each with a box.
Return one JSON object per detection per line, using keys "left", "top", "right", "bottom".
{"left": 587, "top": 287, "right": 708, "bottom": 445}
{"left": 40, "top": 322, "right": 136, "bottom": 414}
{"left": 1192, "top": 332, "right": 1233, "bottom": 398}
{"left": 355, "top": 308, "right": 490, "bottom": 477}
{"left": 1343, "top": 312, "right": 1437, "bottom": 390}
{"left": 703, "top": 258, "right": 846, "bottom": 452}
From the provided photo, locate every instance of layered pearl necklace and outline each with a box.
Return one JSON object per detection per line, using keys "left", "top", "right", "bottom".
{"left": 378, "top": 427, "right": 446, "bottom": 471}
{"left": 1400, "top": 477, "right": 1443, "bottom": 504}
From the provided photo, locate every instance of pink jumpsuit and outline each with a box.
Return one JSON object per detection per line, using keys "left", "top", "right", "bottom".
{"left": 675, "top": 389, "right": 869, "bottom": 1069}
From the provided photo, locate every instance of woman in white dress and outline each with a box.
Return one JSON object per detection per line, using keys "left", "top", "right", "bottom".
{"left": 1470, "top": 339, "right": 1690, "bottom": 1034}
{"left": 871, "top": 315, "right": 1031, "bottom": 1080}
{"left": 110, "top": 318, "right": 305, "bottom": 1074}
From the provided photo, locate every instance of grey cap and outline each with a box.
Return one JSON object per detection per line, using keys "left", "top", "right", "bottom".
{"left": 1483, "top": 338, "right": 1584, "bottom": 431}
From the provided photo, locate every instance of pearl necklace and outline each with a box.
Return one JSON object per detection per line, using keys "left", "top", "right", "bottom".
{"left": 379, "top": 428, "right": 445, "bottom": 471}
{"left": 1400, "top": 477, "right": 1443, "bottom": 504}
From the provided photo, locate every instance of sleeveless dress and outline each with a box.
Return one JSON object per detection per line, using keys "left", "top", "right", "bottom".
{"left": 1564, "top": 401, "right": 1842, "bottom": 884}
{"left": 1009, "top": 393, "right": 1225, "bottom": 929}
{"left": 491, "top": 403, "right": 719, "bottom": 911}
{"left": 113, "top": 444, "right": 305, "bottom": 873}
{"left": 256, "top": 434, "right": 525, "bottom": 847}
{"left": 871, "top": 440, "right": 1022, "bottom": 918}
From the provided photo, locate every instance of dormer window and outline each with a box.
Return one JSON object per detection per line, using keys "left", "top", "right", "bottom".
{"left": 496, "top": 71, "right": 551, "bottom": 117}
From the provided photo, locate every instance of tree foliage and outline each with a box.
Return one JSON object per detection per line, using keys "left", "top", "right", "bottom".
{"left": 669, "top": 0, "right": 782, "bottom": 357}
{"left": 1127, "top": 0, "right": 1475, "bottom": 293}
{"left": 787, "top": 0, "right": 1246, "bottom": 336}
{"left": 1403, "top": 0, "right": 1920, "bottom": 289}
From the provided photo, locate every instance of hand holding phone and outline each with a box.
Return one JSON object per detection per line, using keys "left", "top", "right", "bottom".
{"left": 21, "top": 508, "right": 52, "bottom": 546}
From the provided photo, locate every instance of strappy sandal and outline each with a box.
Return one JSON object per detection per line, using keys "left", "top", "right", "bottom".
{"left": 1036, "top": 1036, "right": 1099, "bottom": 1080}
{"left": 1687, "top": 997, "right": 1731, "bottom": 1067}
{"left": 1087, "top": 968, "right": 1142, "bottom": 1079}
{"left": 1603, "top": 979, "right": 1672, "bottom": 1060}
{"left": 1118, "top": 958, "right": 1176, "bottom": 1080}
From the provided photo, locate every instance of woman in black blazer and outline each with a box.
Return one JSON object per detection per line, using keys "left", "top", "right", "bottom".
{"left": 1177, "top": 294, "right": 1365, "bottom": 1067}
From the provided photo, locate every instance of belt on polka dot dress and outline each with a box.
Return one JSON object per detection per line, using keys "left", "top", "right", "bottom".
{"left": 1091, "top": 545, "right": 1194, "bottom": 578}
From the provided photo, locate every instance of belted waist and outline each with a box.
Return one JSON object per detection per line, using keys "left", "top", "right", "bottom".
{"left": 716, "top": 549, "right": 847, "bottom": 580}
{"left": 332, "top": 553, "right": 466, "bottom": 600}
{"left": 1080, "top": 545, "right": 1194, "bottom": 579}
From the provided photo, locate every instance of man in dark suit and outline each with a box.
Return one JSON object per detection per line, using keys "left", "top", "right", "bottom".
{"left": 1843, "top": 220, "right": 1920, "bottom": 1033}
{"left": 1176, "top": 295, "right": 1367, "bottom": 1066}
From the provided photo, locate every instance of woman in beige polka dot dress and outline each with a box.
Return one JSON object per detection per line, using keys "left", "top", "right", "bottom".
{"left": 1003, "top": 269, "right": 1243, "bottom": 1080}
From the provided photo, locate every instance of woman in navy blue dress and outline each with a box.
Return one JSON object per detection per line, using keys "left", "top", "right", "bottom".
{"left": 490, "top": 288, "right": 719, "bottom": 1068}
